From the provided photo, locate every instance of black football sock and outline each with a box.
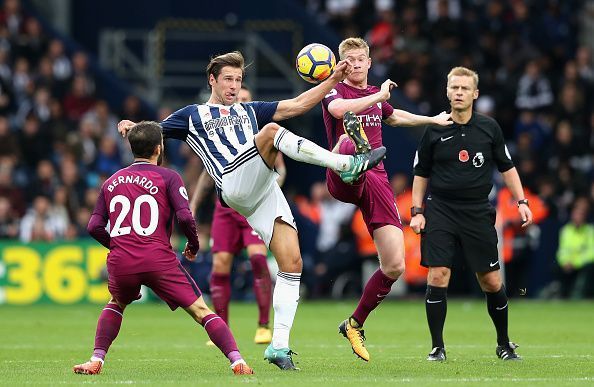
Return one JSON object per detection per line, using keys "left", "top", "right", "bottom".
{"left": 425, "top": 285, "right": 447, "bottom": 348}
{"left": 485, "top": 285, "right": 510, "bottom": 346}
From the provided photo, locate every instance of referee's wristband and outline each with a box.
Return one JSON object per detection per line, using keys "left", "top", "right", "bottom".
{"left": 411, "top": 206, "right": 424, "bottom": 217}
{"left": 517, "top": 199, "right": 529, "bottom": 207}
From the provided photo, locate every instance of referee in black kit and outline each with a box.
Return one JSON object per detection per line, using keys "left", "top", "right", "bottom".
{"left": 410, "top": 67, "right": 533, "bottom": 362}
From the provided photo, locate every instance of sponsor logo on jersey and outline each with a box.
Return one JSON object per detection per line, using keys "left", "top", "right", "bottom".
{"left": 357, "top": 113, "right": 382, "bottom": 128}
{"left": 204, "top": 115, "right": 251, "bottom": 132}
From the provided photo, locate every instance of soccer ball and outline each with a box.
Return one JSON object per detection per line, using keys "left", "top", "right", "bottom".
{"left": 296, "top": 43, "right": 336, "bottom": 84}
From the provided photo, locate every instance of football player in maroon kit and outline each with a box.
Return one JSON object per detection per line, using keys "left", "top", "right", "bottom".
{"left": 73, "top": 122, "right": 253, "bottom": 375}
{"left": 321, "top": 37, "right": 452, "bottom": 361}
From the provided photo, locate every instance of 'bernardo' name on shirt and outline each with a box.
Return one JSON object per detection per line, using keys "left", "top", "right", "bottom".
{"left": 107, "top": 175, "right": 159, "bottom": 195}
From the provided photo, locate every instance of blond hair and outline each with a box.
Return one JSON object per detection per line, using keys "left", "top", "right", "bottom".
{"left": 338, "top": 37, "right": 369, "bottom": 60}
{"left": 447, "top": 66, "right": 479, "bottom": 88}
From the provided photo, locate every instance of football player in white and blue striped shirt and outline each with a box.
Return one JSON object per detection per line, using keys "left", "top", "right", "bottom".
{"left": 118, "top": 51, "right": 386, "bottom": 371}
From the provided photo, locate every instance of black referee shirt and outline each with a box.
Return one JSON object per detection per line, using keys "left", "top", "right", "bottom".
{"left": 413, "top": 112, "right": 514, "bottom": 201}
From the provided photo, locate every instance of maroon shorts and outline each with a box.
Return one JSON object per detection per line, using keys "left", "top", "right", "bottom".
{"left": 211, "top": 200, "right": 264, "bottom": 254}
{"left": 326, "top": 139, "right": 402, "bottom": 236}
{"left": 108, "top": 263, "right": 201, "bottom": 310}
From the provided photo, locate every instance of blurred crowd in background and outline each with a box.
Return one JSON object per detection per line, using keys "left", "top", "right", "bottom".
{"left": 0, "top": 0, "right": 592, "bottom": 299}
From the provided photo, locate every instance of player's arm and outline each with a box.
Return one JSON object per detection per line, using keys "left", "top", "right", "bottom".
{"left": 501, "top": 167, "right": 533, "bottom": 228}
{"left": 384, "top": 110, "right": 452, "bottom": 127}
{"left": 87, "top": 189, "right": 110, "bottom": 248}
{"left": 326, "top": 79, "right": 397, "bottom": 118}
{"left": 275, "top": 153, "right": 287, "bottom": 187}
{"left": 189, "top": 170, "right": 215, "bottom": 214}
{"left": 176, "top": 206, "right": 200, "bottom": 261}
{"left": 272, "top": 61, "right": 352, "bottom": 121}
{"left": 168, "top": 172, "right": 200, "bottom": 260}
{"left": 118, "top": 106, "right": 194, "bottom": 139}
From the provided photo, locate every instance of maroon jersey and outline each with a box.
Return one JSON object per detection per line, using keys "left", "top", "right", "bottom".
{"left": 322, "top": 81, "right": 394, "bottom": 173}
{"left": 322, "top": 82, "right": 402, "bottom": 234}
{"left": 91, "top": 162, "right": 196, "bottom": 275}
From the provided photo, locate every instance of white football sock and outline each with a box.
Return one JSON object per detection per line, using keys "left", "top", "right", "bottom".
{"left": 230, "top": 359, "right": 246, "bottom": 368}
{"left": 273, "top": 127, "right": 351, "bottom": 172}
{"left": 272, "top": 271, "right": 301, "bottom": 349}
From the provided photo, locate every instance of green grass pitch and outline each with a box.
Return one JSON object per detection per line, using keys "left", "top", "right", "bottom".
{"left": 0, "top": 300, "right": 593, "bottom": 386}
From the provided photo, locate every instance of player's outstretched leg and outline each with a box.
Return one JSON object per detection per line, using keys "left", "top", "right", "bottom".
{"left": 249, "top": 253, "right": 272, "bottom": 344}
{"left": 339, "top": 147, "right": 386, "bottom": 184}
{"left": 342, "top": 111, "right": 371, "bottom": 154}
{"left": 73, "top": 301, "right": 125, "bottom": 375}
{"left": 188, "top": 298, "right": 254, "bottom": 375}
{"left": 271, "top": 125, "right": 385, "bottom": 184}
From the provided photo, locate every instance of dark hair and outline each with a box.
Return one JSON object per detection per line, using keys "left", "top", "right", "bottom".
{"left": 206, "top": 51, "right": 245, "bottom": 89}
{"left": 127, "top": 121, "right": 162, "bottom": 159}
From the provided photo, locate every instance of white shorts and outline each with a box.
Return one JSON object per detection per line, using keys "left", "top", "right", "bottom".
{"left": 221, "top": 144, "right": 296, "bottom": 247}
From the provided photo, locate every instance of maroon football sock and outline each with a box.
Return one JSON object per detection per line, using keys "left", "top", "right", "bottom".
{"left": 351, "top": 269, "right": 395, "bottom": 326}
{"left": 249, "top": 254, "right": 272, "bottom": 326}
{"left": 209, "top": 272, "right": 231, "bottom": 324}
{"left": 92, "top": 303, "right": 124, "bottom": 360}
{"left": 201, "top": 314, "right": 241, "bottom": 364}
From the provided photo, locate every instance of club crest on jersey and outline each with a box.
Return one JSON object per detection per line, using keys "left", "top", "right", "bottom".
{"left": 459, "top": 150, "right": 469, "bottom": 162}
{"left": 473, "top": 152, "right": 484, "bottom": 168}
{"left": 219, "top": 108, "right": 230, "bottom": 115}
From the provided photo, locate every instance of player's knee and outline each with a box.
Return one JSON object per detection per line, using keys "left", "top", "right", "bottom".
{"left": 278, "top": 254, "right": 302, "bottom": 273}
{"left": 332, "top": 134, "right": 349, "bottom": 153}
{"left": 260, "top": 122, "right": 280, "bottom": 141}
{"left": 212, "top": 255, "right": 232, "bottom": 273}
{"left": 382, "top": 258, "right": 405, "bottom": 279}
{"left": 187, "top": 298, "right": 213, "bottom": 323}
{"left": 108, "top": 298, "right": 127, "bottom": 311}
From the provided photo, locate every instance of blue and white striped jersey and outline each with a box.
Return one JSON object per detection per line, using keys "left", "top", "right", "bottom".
{"left": 161, "top": 101, "right": 278, "bottom": 188}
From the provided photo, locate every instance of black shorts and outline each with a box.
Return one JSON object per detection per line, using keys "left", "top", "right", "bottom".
{"left": 420, "top": 195, "right": 500, "bottom": 273}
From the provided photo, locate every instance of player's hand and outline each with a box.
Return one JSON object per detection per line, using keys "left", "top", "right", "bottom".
{"left": 182, "top": 242, "right": 198, "bottom": 261}
{"left": 379, "top": 79, "right": 398, "bottom": 101}
{"left": 433, "top": 111, "right": 453, "bottom": 126}
{"left": 410, "top": 214, "right": 426, "bottom": 234}
{"left": 518, "top": 204, "right": 533, "bottom": 228}
{"left": 117, "top": 120, "right": 136, "bottom": 138}
{"left": 329, "top": 60, "right": 352, "bottom": 82}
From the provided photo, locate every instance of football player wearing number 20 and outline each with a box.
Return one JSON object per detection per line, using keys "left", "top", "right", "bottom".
{"left": 73, "top": 122, "right": 254, "bottom": 376}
